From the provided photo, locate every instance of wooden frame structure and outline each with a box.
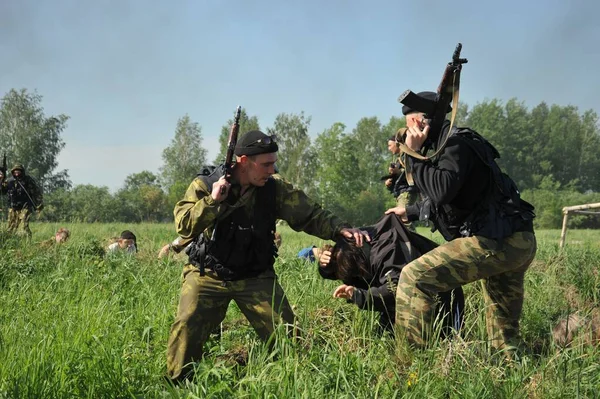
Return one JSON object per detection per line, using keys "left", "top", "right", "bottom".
{"left": 559, "top": 202, "right": 600, "bottom": 248}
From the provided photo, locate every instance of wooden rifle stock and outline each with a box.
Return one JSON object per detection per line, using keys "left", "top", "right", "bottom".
{"left": 429, "top": 43, "right": 468, "bottom": 141}
{"left": 220, "top": 106, "right": 242, "bottom": 195}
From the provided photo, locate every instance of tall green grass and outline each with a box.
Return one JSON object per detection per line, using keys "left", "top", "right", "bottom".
{"left": 0, "top": 223, "right": 599, "bottom": 398}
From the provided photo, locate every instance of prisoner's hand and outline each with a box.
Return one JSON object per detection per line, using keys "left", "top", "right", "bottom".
{"left": 318, "top": 250, "right": 332, "bottom": 268}
{"left": 158, "top": 244, "right": 170, "bottom": 259}
{"left": 333, "top": 284, "right": 355, "bottom": 300}
{"left": 384, "top": 178, "right": 393, "bottom": 188}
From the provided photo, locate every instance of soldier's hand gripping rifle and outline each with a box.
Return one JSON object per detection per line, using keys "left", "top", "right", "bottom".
{"left": 186, "top": 106, "right": 241, "bottom": 277}
{"left": 220, "top": 106, "right": 242, "bottom": 195}
{"left": 397, "top": 43, "right": 468, "bottom": 162}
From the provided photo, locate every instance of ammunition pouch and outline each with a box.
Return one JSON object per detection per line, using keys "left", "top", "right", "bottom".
{"left": 186, "top": 236, "right": 208, "bottom": 276}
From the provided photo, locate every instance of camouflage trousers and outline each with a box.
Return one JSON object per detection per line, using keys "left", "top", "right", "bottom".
{"left": 7, "top": 207, "right": 32, "bottom": 237}
{"left": 166, "top": 265, "right": 295, "bottom": 380}
{"left": 396, "top": 231, "right": 537, "bottom": 350}
{"left": 396, "top": 191, "right": 419, "bottom": 231}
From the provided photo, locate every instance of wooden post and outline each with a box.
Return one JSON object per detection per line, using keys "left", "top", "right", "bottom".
{"left": 558, "top": 203, "right": 600, "bottom": 249}
{"left": 562, "top": 202, "right": 600, "bottom": 213}
{"left": 559, "top": 209, "right": 569, "bottom": 249}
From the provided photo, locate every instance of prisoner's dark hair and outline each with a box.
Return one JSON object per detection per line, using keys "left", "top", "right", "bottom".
{"left": 120, "top": 230, "right": 137, "bottom": 243}
{"left": 324, "top": 238, "right": 370, "bottom": 282}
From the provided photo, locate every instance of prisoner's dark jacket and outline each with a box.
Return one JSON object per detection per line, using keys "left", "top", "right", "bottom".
{"left": 318, "top": 213, "right": 463, "bottom": 321}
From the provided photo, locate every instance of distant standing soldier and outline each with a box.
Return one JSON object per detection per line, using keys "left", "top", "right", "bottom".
{"left": 0, "top": 169, "right": 5, "bottom": 222}
{"left": 0, "top": 164, "right": 44, "bottom": 238}
{"left": 384, "top": 131, "right": 419, "bottom": 230}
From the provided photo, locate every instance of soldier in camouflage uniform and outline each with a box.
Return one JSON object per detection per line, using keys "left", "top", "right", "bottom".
{"left": 166, "top": 130, "right": 367, "bottom": 382}
{"left": 386, "top": 91, "right": 536, "bottom": 352}
{"left": 0, "top": 164, "right": 44, "bottom": 238}
{"left": 384, "top": 131, "right": 419, "bottom": 230}
{"left": 0, "top": 169, "right": 5, "bottom": 222}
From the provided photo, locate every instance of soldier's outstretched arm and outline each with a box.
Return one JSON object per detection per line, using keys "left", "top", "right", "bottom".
{"left": 273, "top": 176, "right": 351, "bottom": 241}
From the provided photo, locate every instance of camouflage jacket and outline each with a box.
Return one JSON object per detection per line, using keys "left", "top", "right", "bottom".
{"left": 174, "top": 174, "right": 349, "bottom": 247}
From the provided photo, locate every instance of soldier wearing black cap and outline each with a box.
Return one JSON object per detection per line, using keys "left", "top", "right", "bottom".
{"left": 386, "top": 91, "right": 536, "bottom": 355}
{"left": 166, "top": 130, "right": 369, "bottom": 382}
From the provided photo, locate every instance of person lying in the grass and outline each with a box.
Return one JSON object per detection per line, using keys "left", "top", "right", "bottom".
{"left": 107, "top": 230, "right": 137, "bottom": 255}
{"left": 317, "top": 213, "right": 465, "bottom": 334}
{"left": 40, "top": 227, "right": 70, "bottom": 247}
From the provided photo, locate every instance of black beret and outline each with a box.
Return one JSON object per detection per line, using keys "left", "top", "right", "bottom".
{"left": 399, "top": 91, "right": 452, "bottom": 116}
{"left": 234, "top": 130, "right": 279, "bottom": 156}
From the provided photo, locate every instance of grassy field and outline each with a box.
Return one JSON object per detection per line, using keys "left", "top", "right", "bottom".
{"left": 1, "top": 223, "right": 599, "bottom": 398}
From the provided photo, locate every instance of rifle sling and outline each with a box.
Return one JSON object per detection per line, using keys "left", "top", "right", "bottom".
{"left": 397, "top": 71, "right": 462, "bottom": 186}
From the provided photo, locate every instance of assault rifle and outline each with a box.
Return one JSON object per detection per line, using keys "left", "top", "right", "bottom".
{"left": 397, "top": 43, "right": 468, "bottom": 158}
{"left": 220, "top": 106, "right": 242, "bottom": 194}
{"left": 0, "top": 153, "right": 6, "bottom": 181}
{"left": 380, "top": 162, "right": 402, "bottom": 181}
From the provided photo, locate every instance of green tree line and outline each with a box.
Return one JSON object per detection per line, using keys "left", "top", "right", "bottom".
{"left": 2, "top": 88, "right": 599, "bottom": 228}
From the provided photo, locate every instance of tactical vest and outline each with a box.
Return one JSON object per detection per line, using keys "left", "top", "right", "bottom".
{"left": 426, "top": 128, "right": 535, "bottom": 242}
{"left": 187, "top": 165, "right": 278, "bottom": 280}
{"left": 7, "top": 177, "right": 36, "bottom": 210}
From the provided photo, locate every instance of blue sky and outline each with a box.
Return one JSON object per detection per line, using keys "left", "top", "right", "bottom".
{"left": 1, "top": 0, "right": 598, "bottom": 192}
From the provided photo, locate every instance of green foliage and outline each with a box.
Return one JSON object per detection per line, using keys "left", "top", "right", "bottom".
{"left": 39, "top": 188, "right": 74, "bottom": 222}
{"left": 350, "top": 116, "right": 387, "bottom": 188}
{"left": 346, "top": 185, "right": 394, "bottom": 226}
{"left": 160, "top": 114, "right": 208, "bottom": 191}
{"left": 0, "top": 88, "right": 70, "bottom": 192}
{"left": 311, "top": 117, "right": 400, "bottom": 225}
{"left": 69, "top": 235, "right": 106, "bottom": 260}
{"left": 115, "top": 171, "right": 168, "bottom": 222}
{"left": 68, "top": 184, "right": 118, "bottom": 223}
{"left": 521, "top": 188, "right": 600, "bottom": 229}
{"left": 312, "top": 122, "right": 362, "bottom": 216}
{"left": 267, "top": 112, "right": 314, "bottom": 193}
{"left": 466, "top": 98, "right": 600, "bottom": 193}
